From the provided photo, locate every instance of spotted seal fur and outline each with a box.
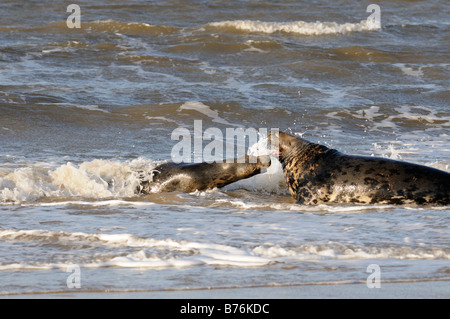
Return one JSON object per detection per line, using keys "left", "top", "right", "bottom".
{"left": 269, "top": 131, "right": 450, "bottom": 206}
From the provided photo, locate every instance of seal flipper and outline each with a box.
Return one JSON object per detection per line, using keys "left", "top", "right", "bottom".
{"left": 296, "top": 186, "right": 319, "bottom": 205}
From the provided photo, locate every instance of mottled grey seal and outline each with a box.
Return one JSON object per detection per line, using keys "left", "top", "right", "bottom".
{"left": 269, "top": 131, "right": 450, "bottom": 206}
{"left": 139, "top": 155, "right": 270, "bottom": 193}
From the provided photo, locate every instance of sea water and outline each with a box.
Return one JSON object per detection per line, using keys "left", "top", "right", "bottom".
{"left": 0, "top": 0, "right": 448, "bottom": 295}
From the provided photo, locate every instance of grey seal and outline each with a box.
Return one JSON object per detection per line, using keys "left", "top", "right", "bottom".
{"left": 139, "top": 155, "right": 271, "bottom": 193}
{"left": 269, "top": 131, "right": 450, "bottom": 205}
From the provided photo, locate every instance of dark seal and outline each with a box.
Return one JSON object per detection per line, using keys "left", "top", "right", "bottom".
{"left": 269, "top": 131, "right": 450, "bottom": 206}
{"left": 139, "top": 155, "right": 271, "bottom": 193}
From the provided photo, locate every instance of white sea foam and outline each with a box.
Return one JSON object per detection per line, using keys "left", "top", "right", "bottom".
{"left": 208, "top": 19, "right": 380, "bottom": 35}
{"left": 0, "top": 158, "right": 155, "bottom": 204}
{"left": 1, "top": 228, "right": 447, "bottom": 271}
{"left": 31, "top": 200, "right": 156, "bottom": 207}
{"left": 394, "top": 63, "right": 424, "bottom": 78}
{"left": 326, "top": 105, "right": 450, "bottom": 135}
{"left": 37, "top": 102, "right": 110, "bottom": 113}
{"left": 145, "top": 116, "right": 181, "bottom": 125}
{"left": 252, "top": 243, "right": 450, "bottom": 261}
{"left": 179, "top": 101, "right": 239, "bottom": 126}
{"left": 0, "top": 229, "right": 270, "bottom": 270}
{"left": 225, "top": 135, "right": 288, "bottom": 194}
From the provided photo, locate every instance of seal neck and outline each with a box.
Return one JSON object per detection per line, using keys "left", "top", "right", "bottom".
{"left": 280, "top": 140, "right": 336, "bottom": 169}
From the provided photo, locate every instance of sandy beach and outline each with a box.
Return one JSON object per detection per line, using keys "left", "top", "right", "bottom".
{"left": 3, "top": 280, "right": 449, "bottom": 299}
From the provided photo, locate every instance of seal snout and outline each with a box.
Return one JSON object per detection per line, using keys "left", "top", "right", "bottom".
{"left": 268, "top": 131, "right": 297, "bottom": 159}
{"left": 268, "top": 131, "right": 281, "bottom": 158}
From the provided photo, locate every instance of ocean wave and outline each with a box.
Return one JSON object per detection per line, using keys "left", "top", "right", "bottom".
{"left": 179, "top": 101, "right": 238, "bottom": 126}
{"left": 207, "top": 19, "right": 380, "bottom": 35}
{"left": 325, "top": 105, "right": 450, "bottom": 137}
{"left": 0, "top": 229, "right": 271, "bottom": 270}
{"left": 82, "top": 19, "right": 180, "bottom": 35}
{"left": 253, "top": 243, "right": 450, "bottom": 261}
{"left": 6, "top": 18, "right": 379, "bottom": 36}
{"left": 1, "top": 228, "right": 447, "bottom": 272}
{"left": 0, "top": 158, "right": 155, "bottom": 204}
{"left": 25, "top": 20, "right": 180, "bottom": 36}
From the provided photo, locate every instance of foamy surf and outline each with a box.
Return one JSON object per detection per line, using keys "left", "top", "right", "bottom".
{"left": 1, "top": 228, "right": 447, "bottom": 272}
{"left": 252, "top": 243, "right": 450, "bottom": 261}
{"left": 0, "top": 158, "right": 156, "bottom": 204}
{"left": 207, "top": 19, "right": 380, "bottom": 35}
{"left": 0, "top": 229, "right": 271, "bottom": 270}
{"left": 0, "top": 134, "right": 288, "bottom": 204}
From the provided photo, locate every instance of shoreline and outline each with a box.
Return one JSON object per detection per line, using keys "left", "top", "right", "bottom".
{"left": 2, "top": 280, "right": 449, "bottom": 299}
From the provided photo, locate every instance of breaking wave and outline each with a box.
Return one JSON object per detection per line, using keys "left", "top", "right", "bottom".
{"left": 207, "top": 19, "right": 380, "bottom": 35}
{"left": 0, "top": 158, "right": 155, "bottom": 204}
{"left": 0, "top": 228, "right": 447, "bottom": 271}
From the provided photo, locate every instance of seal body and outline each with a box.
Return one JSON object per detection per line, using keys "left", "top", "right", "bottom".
{"left": 269, "top": 131, "right": 450, "bottom": 206}
{"left": 139, "top": 155, "right": 270, "bottom": 193}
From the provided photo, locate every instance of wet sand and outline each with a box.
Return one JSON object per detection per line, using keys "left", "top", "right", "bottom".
{"left": 3, "top": 280, "right": 449, "bottom": 299}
